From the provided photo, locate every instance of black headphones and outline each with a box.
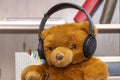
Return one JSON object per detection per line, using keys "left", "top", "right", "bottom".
{"left": 37, "top": 3, "right": 97, "bottom": 59}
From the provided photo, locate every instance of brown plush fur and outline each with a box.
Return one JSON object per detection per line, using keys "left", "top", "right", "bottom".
{"left": 21, "top": 22, "right": 108, "bottom": 80}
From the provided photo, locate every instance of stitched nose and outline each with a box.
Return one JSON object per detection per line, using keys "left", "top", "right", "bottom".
{"left": 56, "top": 53, "right": 63, "bottom": 60}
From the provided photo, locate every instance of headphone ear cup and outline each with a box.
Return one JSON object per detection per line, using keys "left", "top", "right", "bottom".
{"left": 37, "top": 40, "right": 45, "bottom": 59}
{"left": 83, "top": 35, "right": 97, "bottom": 58}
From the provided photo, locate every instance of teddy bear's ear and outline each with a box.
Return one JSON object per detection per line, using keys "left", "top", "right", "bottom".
{"left": 77, "top": 21, "right": 97, "bottom": 37}
{"left": 40, "top": 29, "right": 51, "bottom": 40}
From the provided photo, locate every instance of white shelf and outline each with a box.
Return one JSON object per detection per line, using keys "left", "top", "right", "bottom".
{"left": 95, "top": 56, "right": 120, "bottom": 62}
{"left": 0, "top": 20, "right": 120, "bottom": 30}
{"left": 108, "top": 76, "right": 120, "bottom": 80}
{"left": 0, "top": 18, "right": 65, "bottom": 26}
{"left": 96, "top": 24, "right": 120, "bottom": 30}
{"left": 1, "top": 25, "right": 119, "bottom": 30}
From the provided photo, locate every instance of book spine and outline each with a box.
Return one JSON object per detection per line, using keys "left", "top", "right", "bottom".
{"left": 74, "top": 0, "right": 102, "bottom": 22}
{"left": 100, "top": 0, "right": 118, "bottom": 24}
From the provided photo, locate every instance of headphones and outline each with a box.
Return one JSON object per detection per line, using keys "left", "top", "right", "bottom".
{"left": 37, "top": 3, "right": 97, "bottom": 59}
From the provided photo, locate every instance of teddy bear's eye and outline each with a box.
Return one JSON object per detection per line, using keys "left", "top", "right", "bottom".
{"left": 71, "top": 44, "right": 76, "bottom": 50}
{"left": 49, "top": 47, "right": 54, "bottom": 51}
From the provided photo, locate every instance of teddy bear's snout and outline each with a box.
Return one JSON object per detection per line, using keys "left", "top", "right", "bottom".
{"left": 50, "top": 47, "right": 73, "bottom": 67}
{"left": 56, "top": 53, "right": 64, "bottom": 60}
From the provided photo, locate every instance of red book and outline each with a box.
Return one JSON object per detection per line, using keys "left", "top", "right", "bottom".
{"left": 74, "top": 0, "right": 103, "bottom": 22}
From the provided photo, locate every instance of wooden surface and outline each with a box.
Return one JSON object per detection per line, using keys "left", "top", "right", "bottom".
{"left": 95, "top": 33, "right": 120, "bottom": 56}
{"left": 0, "top": 34, "right": 24, "bottom": 80}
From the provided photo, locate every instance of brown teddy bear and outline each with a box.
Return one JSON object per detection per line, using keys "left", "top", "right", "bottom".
{"left": 21, "top": 3, "right": 108, "bottom": 80}
{"left": 21, "top": 22, "right": 108, "bottom": 80}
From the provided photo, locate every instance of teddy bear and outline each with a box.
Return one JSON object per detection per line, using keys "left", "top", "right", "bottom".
{"left": 21, "top": 21, "right": 108, "bottom": 80}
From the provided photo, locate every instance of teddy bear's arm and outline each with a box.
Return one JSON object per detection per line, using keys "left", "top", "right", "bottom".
{"left": 21, "top": 63, "right": 47, "bottom": 80}
{"left": 83, "top": 58, "right": 108, "bottom": 80}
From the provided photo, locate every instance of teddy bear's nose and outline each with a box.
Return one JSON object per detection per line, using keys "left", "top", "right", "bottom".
{"left": 56, "top": 53, "right": 63, "bottom": 60}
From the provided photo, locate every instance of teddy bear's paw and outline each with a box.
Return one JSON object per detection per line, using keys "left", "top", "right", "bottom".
{"left": 25, "top": 71, "right": 41, "bottom": 80}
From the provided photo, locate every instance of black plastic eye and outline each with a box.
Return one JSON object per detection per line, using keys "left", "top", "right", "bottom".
{"left": 71, "top": 44, "right": 76, "bottom": 50}
{"left": 49, "top": 47, "right": 54, "bottom": 51}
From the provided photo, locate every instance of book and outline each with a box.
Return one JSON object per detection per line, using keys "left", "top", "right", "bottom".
{"left": 100, "top": 0, "right": 118, "bottom": 24}
{"left": 74, "top": 0, "right": 103, "bottom": 22}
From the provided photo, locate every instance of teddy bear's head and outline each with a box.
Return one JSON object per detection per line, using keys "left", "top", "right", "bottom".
{"left": 40, "top": 22, "right": 97, "bottom": 67}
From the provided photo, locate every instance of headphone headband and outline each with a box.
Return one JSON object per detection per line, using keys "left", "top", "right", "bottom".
{"left": 39, "top": 3, "right": 94, "bottom": 40}
{"left": 38, "top": 3, "right": 97, "bottom": 59}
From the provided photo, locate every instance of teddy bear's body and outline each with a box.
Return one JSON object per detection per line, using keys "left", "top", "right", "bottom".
{"left": 22, "top": 58, "right": 108, "bottom": 80}
{"left": 47, "top": 58, "right": 107, "bottom": 80}
{"left": 21, "top": 22, "right": 108, "bottom": 80}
